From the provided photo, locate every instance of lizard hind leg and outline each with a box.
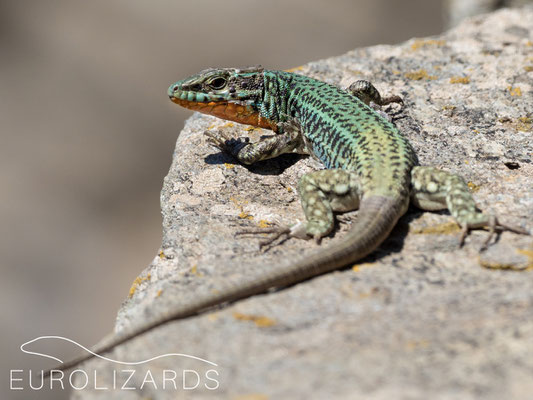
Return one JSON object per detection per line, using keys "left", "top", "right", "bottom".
{"left": 346, "top": 80, "right": 403, "bottom": 107}
{"left": 410, "top": 166, "right": 529, "bottom": 248}
{"left": 236, "top": 169, "right": 361, "bottom": 249}
{"left": 298, "top": 169, "right": 361, "bottom": 243}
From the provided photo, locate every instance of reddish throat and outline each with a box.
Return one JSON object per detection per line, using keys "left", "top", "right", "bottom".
{"left": 171, "top": 98, "right": 276, "bottom": 131}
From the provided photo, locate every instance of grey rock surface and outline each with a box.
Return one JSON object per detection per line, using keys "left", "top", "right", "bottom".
{"left": 74, "top": 7, "right": 533, "bottom": 400}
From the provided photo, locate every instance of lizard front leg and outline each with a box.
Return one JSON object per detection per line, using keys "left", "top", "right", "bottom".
{"left": 410, "top": 166, "right": 529, "bottom": 247}
{"left": 205, "top": 119, "right": 307, "bottom": 165}
{"left": 345, "top": 80, "right": 403, "bottom": 122}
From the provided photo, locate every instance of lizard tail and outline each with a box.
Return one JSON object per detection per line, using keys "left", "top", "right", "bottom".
{"left": 42, "top": 195, "right": 403, "bottom": 378}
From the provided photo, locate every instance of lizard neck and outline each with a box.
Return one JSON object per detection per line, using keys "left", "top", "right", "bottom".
{"left": 257, "top": 70, "right": 295, "bottom": 129}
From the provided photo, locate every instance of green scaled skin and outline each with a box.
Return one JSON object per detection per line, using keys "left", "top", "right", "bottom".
{"left": 41, "top": 67, "right": 528, "bottom": 378}
{"left": 168, "top": 67, "right": 521, "bottom": 243}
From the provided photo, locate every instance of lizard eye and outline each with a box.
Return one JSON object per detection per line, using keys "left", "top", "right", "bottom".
{"left": 209, "top": 77, "right": 227, "bottom": 90}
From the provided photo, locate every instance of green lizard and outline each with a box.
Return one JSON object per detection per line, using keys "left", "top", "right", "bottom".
{"left": 44, "top": 66, "right": 527, "bottom": 377}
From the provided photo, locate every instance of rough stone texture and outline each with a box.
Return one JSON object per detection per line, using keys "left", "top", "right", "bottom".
{"left": 74, "top": 7, "right": 533, "bottom": 400}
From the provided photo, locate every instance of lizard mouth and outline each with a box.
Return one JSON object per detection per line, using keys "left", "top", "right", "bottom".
{"left": 170, "top": 97, "right": 275, "bottom": 130}
{"left": 170, "top": 96, "right": 229, "bottom": 112}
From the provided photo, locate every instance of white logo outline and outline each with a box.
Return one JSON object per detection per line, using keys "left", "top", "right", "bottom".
{"left": 21, "top": 336, "right": 218, "bottom": 367}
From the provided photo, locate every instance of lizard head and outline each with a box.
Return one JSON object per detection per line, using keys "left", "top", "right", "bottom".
{"left": 168, "top": 66, "right": 275, "bottom": 129}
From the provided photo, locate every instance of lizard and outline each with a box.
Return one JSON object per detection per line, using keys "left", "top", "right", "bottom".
{"left": 42, "top": 66, "right": 528, "bottom": 377}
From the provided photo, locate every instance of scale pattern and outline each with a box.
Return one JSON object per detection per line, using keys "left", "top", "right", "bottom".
{"left": 265, "top": 71, "right": 418, "bottom": 198}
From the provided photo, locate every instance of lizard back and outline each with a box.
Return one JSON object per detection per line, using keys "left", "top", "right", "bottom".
{"left": 263, "top": 71, "right": 418, "bottom": 199}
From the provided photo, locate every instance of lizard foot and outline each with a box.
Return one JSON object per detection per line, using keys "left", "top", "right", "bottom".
{"left": 335, "top": 210, "right": 358, "bottom": 224}
{"left": 459, "top": 215, "right": 530, "bottom": 250}
{"left": 204, "top": 129, "right": 249, "bottom": 154}
{"left": 236, "top": 221, "right": 311, "bottom": 251}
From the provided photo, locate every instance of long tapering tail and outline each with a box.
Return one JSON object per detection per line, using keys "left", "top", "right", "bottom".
{"left": 42, "top": 195, "right": 403, "bottom": 378}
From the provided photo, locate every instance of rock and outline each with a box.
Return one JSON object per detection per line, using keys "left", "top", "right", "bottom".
{"left": 73, "top": 7, "right": 533, "bottom": 400}
{"left": 444, "top": 0, "right": 533, "bottom": 27}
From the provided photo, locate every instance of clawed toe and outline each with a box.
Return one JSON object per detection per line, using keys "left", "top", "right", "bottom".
{"left": 204, "top": 130, "right": 228, "bottom": 149}
{"left": 459, "top": 215, "right": 529, "bottom": 251}
{"left": 380, "top": 95, "right": 404, "bottom": 106}
{"left": 459, "top": 225, "right": 469, "bottom": 247}
{"left": 235, "top": 225, "right": 292, "bottom": 250}
{"left": 204, "top": 130, "right": 249, "bottom": 153}
{"left": 235, "top": 221, "right": 314, "bottom": 251}
{"left": 480, "top": 216, "right": 497, "bottom": 251}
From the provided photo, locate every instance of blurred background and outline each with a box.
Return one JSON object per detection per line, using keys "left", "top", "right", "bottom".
{"left": 5, "top": 0, "right": 509, "bottom": 398}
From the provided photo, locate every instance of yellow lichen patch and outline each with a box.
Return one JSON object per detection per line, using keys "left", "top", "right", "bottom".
{"left": 158, "top": 250, "right": 166, "bottom": 259}
{"left": 404, "top": 69, "right": 437, "bottom": 81}
{"left": 410, "top": 39, "right": 446, "bottom": 51}
{"left": 464, "top": 160, "right": 470, "bottom": 164}
{"left": 257, "top": 219, "right": 271, "bottom": 228}
{"left": 207, "top": 313, "right": 219, "bottom": 322}
{"left": 245, "top": 126, "right": 260, "bottom": 132}
{"left": 232, "top": 312, "right": 276, "bottom": 327}
{"left": 222, "top": 122, "right": 235, "bottom": 128}
{"left": 472, "top": 129, "right": 480, "bottom": 134}
{"left": 515, "top": 117, "right": 532, "bottom": 132}
{"left": 284, "top": 65, "right": 304, "bottom": 72}
{"left": 467, "top": 181, "right": 481, "bottom": 193}
{"left": 190, "top": 264, "right": 203, "bottom": 276}
{"left": 507, "top": 86, "right": 522, "bottom": 97}
{"left": 478, "top": 245, "right": 533, "bottom": 271}
{"left": 526, "top": 41, "right": 533, "bottom": 47}
{"left": 392, "top": 70, "right": 401, "bottom": 75}
{"left": 442, "top": 105, "right": 456, "bottom": 111}
{"left": 238, "top": 211, "right": 254, "bottom": 220}
{"left": 479, "top": 257, "right": 529, "bottom": 271}
{"left": 224, "top": 163, "right": 235, "bottom": 169}
{"left": 230, "top": 196, "right": 249, "bottom": 207}
{"left": 128, "top": 273, "right": 152, "bottom": 298}
{"left": 524, "top": 66, "right": 533, "bottom": 72}
{"left": 411, "top": 221, "right": 461, "bottom": 235}
{"left": 156, "top": 289, "right": 163, "bottom": 298}
{"left": 517, "top": 248, "right": 533, "bottom": 270}
{"left": 406, "top": 339, "right": 430, "bottom": 350}
{"left": 352, "top": 262, "right": 375, "bottom": 272}
{"left": 208, "top": 123, "right": 217, "bottom": 130}
{"left": 230, "top": 196, "right": 254, "bottom": 220}
{"left": 449, "top": 76, "right": 470, "bottom": 84}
